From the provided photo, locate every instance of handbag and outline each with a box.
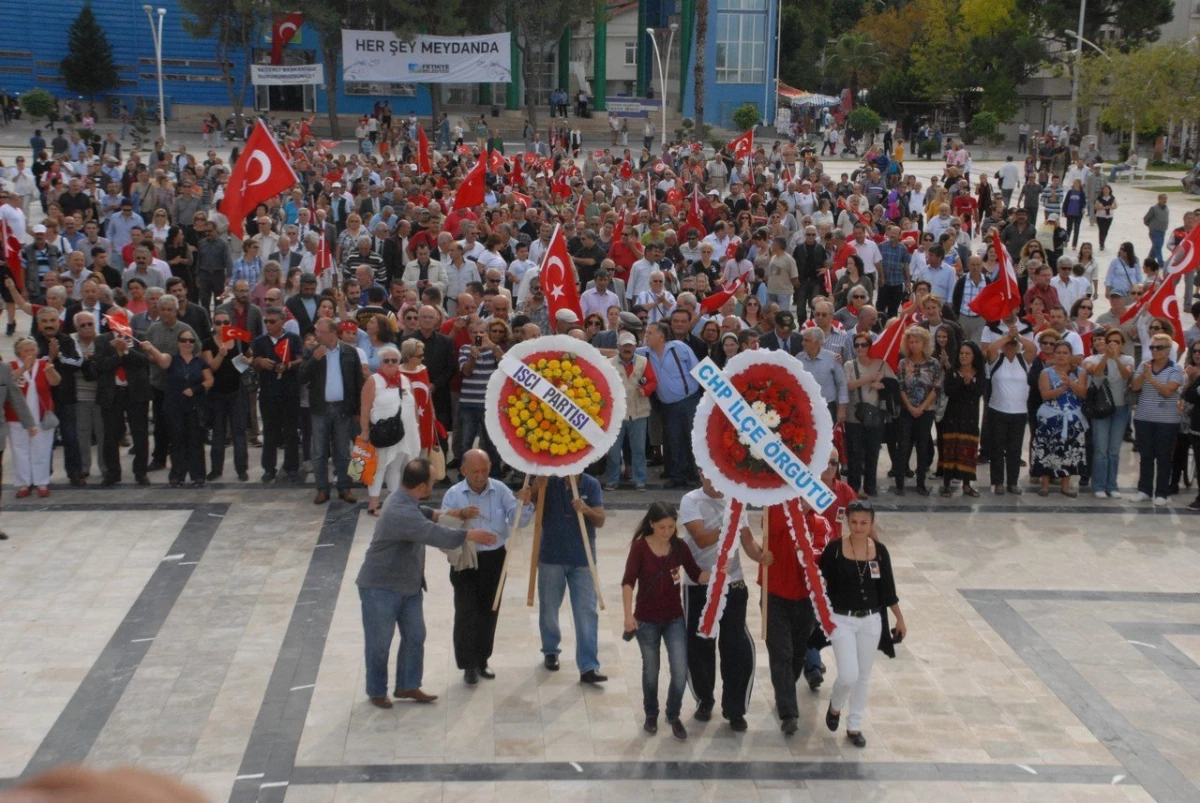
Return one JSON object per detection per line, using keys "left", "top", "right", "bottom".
{"left": 934, "top": 391, "right": 949, "bottom": 423}
{"left": 1084, "top": 379, "right": 1115, "bottom": 420}
{"left": 429, "top": 442, "right": 447, "bottom": 481}
{"left": 369, "top": 411, "right": 404, "bottom": 448}
{"left": 853, "top": 363, "right": 885, "bottom": 429}
{"left": 40, "top": 409, "right": 59, "bottom": 431}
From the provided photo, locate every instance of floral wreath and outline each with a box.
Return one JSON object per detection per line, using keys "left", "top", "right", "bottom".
{"left": 485, "top": 335, "right": 626, "bottom": 477}
{"left": 692, "top": 349, "right": 835, "bottom": 508}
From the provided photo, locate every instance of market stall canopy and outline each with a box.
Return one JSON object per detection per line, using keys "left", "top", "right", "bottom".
{"left": 778, "top": 83, "right": 839, "bottom": 108}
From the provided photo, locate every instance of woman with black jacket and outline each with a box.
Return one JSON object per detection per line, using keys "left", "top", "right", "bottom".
{"left": 819, "top": 501, "right": 907, "bottom": 748}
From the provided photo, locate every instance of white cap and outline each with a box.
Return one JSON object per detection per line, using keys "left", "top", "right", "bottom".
{"left": 617, "top": 332, "right": 637, "bottom": 347}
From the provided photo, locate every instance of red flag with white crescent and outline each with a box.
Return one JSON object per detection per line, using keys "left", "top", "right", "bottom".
{"left": 0, "top": 220, "right": 23, "bottom": 291}
{"left": 729, "top": 128, "right": 754, "bottom": 161}
{"left": 452, "top": 158, "right": 487, "bottom": 211}
{"left": 274, "top": 337, "right": 292, "bottom": 364}
{"left": 221, "top": 120, "right": 299, "bottom": 238}
{"left": 686, "top": 187, "right": 707, "bottom": 237}
{"left": 314, "top": 232, "right": 333, "bottom": 276}
{"left": 699, "top": 277, "right": 742, "bottom": 315}
{"left": 969, "top": 230, "right": 1021, "bottom": 322}
{"left": 416, "top": 124, "right": 432, "bottom": 174}
{"left": 104, "top": 311, "right": 133, "bottom": 338}
{"left": 407, "top": 366, "right": 439, "bottom": 449}
{"left": 512, "top": 190, "right": 532, "bottom": 208}
{"left": 868, "top": 303, "right": 918, "bottom": 372}
{"left": 540, "top": 224, "right": 582, "bottom": 321}
{"left": 271, "top": 12, "right": 304, "bottom": 65}
{"left": 1148, "top": 289, "right": 1187, "bottom": 352}
{"left": 1123, "top": 225, "right": 1200, "bottom": 325}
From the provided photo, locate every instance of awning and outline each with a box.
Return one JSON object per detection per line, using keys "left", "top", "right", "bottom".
{"left": 777, "top": 83, "right": 839, "bottom": 108}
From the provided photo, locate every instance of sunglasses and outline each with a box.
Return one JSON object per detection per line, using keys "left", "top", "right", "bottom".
{"left": 848, "top": 500, "right": 873, "bottom": 513}
{"left": 1130, "top": 292, "right": 1143, "bottom": 298}
{"left": 1150, "top": 345, "right": 1170, "bottom": 351}
{"left": 264, "top": 319, "right": 280, "bottom": 325}
{"left": 178, "top": 338, "right": 196, "bottom": 343}
{"left": 1149, "top": 326, "right": 1164, "bottom": 331}
{"left": 854, "top": 342, "right": 870, "bottom": 348}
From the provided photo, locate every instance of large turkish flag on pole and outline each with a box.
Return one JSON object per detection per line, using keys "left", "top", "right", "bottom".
{"left": 540, "top": 224, "right": 583, "bottom": 322}
{"left": 417, "top": 124, "right": 433, "bottom": 174}
{"left": 452, "top": 158, "right": 487, "bottom": 211}
{"left": 221, "top": 120, "right": 299, "bottom": 239}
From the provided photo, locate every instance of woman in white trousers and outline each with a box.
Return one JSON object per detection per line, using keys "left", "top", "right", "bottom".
{"left": 7, "top": 339, "right": 58, "bottom": 500}
{"left": 818, "top": 501, "right": 907, "bottom": 748}
{"left": 359, "top": 344, "right": 420, "bottom": 515}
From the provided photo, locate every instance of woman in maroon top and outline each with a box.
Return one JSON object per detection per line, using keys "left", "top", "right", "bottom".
{"left": 622, "top": 502, "right": 709, "bottom": 741}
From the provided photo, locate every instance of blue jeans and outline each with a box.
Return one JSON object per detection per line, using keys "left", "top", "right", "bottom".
{"left": 312, "top": 403, "right": 356, "bottom": 492}
{"left": 1149, "top": 229, "right": 1165, "bottom": 265}
{"left": 456, "top": 405, "right": 500, "bottom": 468}
{"left": 606, "top": 416, "right": 648, "bottom": 485}
{"left": 635, "top": 616, "right": 688, "bottom": 721}
{"left": 1091, "top": 405, "right": 1130, "bottom": 493}
{"left": 538, "top": 562, "right": 600, "bottom": 672}
{"left": 662, "top": 393, "right": 700, "bottom": 484}
{"left": 768, "top": 292, "right": 793, "bottom": 312}
{"left": 359, "top": 587, "right": 426, "bottom": 697}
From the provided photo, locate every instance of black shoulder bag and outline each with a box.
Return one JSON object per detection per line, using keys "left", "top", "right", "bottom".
{"left": 369, "top": 380, "right": 406, "bottom": 448}
{"left": 1083, "top": 361, "right": 1115, "bottom": 420}
{"left": 853, "top": 362, "right": 886, "bottom": 429}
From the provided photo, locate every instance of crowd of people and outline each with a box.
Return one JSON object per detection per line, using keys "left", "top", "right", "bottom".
{"left": 0, "top": 109, "right": 1195, "bottom": 740}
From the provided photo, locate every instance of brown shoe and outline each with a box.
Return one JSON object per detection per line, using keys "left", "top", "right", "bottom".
{"left": 313, "top": 490, "right": 330, "bottom": 505}
{"left": 394, "top": 688, "right": 438, "bottom": 703}
{"left": 339, "top": 490, "right": 358, "bottom": 504}
{"left": 368, "top": 696, "right": 393, "bottom": 709}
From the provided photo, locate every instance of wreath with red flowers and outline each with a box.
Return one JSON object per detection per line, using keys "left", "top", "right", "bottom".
{"left": 693, "top": 350, "right": 834, "bottom": 507}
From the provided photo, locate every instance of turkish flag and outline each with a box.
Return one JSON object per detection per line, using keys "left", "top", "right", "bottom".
{"left": 407, "top": 367, "right": 439, "bottom": 449}
{"left": 0, "top": 220, "right": 23, "bottom": 291}
{"left": 218, "top": 325, "right": 253, "bottom": 344}
{"left": 487, "top": 148, "right": 507, "bottom": 173}
{"left": 221, "top": 120, "right": 299, "bottom": 239}
{"left": 619, "top": 161, "right": 632, "bottom": 180}
{"left": 511, "top": 158, "right": 525, "bottom": 188}
{"left": 653, "top": 159, "right": 666, "bottom": 174}
{"left": 416, "top": 124, "right": 432, "bottom": 174}
{"left": 317, "top": 139, "right": 340, "bottom": 151}
{"left": 457, "top": 145, "right": 472, "bottom": 157}
{"left": 611, "top": 212, "right": 624, "bottom": 242}
{"left": 512, "top": 190, "right": 532, "bottom": 208}
{"left": 540, "top": 224, "right": 582, "bottom": 322}
{"left": 1124, "top": 224, "right": 1200, "bottom": 325}
{"left": 274, "top": 337, "right": 292, "bottom": 364}
{"left": 837, "top": 196, "right": 872, "bottom": 226}
{"left": 452, "top": 158, "right": 487, "bottom": 211}
{"left": 729, "top": 129, "right": 754, "bottom": 161}
{"left": 1148, "top": 288, "right": 1188, "bottom": 352}
{"left": 314, "top": 232, "right": 333, "bottom": 276}
{"left": 522, "top": 152, "right": 539, "bottom": 166}
{"left": 299, "top": 115, "right": 313, "bottom": 142}
{"left": 271, "top": 13, "right": 304, "bottom": 65}
{"left": 868, "top": 303, "right": 918, "bottom": 372}
{"left": 551, "top": 173, "right": 572, "bottom": 199}
{"left": 104, "top": 311, "right": 133, "bottom": 338}
{"left": 700, "top": 278, "right": 743, "bottom": 314}
{"left": 575, "top": 193, "right": 586, "bottom": 218}
{"left": 685, "top": 187, "right": 707, "bottom": 237}
{"left": 968, "top": 231, "right": 1021, "bottom": 322}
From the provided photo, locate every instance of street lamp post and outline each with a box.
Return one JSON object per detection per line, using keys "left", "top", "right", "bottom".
{"left": 143, "top": 5, "right": 167, "bottom": 148}
{"left": 646, "top": 23, "right": 677, "bottom": 148}
{"left": 1069, "top": 0, "right": 1086, "bottom": 134}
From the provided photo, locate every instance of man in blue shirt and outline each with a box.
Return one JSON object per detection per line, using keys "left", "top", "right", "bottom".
{"left": 639, "top": 321, "right": 702, "bottom": 488}
{"left": 534, "top": 474, "right": 609, "bottom": 683}
{"left": 299, "top": 319, "right": 364, "bottom": 504}
{"left": 440, "top": 449, "right": 534, "bottom": 685}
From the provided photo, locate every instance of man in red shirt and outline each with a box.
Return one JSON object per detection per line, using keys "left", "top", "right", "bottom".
{"left": 607, "top": 228, "right": 643, "bottom": 284}
{"left": 1022, "top": 261, "right": 1060, "bottom": 317}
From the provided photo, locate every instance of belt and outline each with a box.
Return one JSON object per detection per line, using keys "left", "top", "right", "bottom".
{"left": 833, "top": 607, "right": 880, "bottom": 618}
{"left": 728, "top": 580, "right": 747, "bottom": 589}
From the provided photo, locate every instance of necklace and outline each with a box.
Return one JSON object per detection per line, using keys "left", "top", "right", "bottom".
{"left": 845, "top": 536, "right": 872, "bottom": 604}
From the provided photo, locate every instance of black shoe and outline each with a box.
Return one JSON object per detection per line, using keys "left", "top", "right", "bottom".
{"left": 781, "top": 717, "right": 798, "bottom": 735}
{"left": 643, "top": 716, "right": 658, "bottom": 734}
{"left": 825, "top": 706, "right": 840, "bottom": 732}
{"left": 1007, "top": 485, "right": 1023, "bottom": 495}
{"left": 237, "top": 472, "right": 249, "bottom": 482}
{"left": 847, "top": 731, "right": 867, "bottom": 748}
{"left": 147, "top": 460, "right": 166, "bottom": 472}
{"left": 135, "top": 475, "right": 150, "bottom": 486}
{"left": 670, "top": 720, "right": 688, "bottom": 741}
{"left": 579, "top": 669, "right": 608, "bottom": 684}
{"left": 478, "top": 667, "right": 495, "bottom": 680}
{"left": 206, "top": 470, "right": 222, "bottom": 481}
{"left": 695, "top": 702, "right": 713, "bottom": 722}
{"left": 192, "top": 480, "right": 206, "bottom": 488}
{"left": 893, "top": 486, "right": 905, "bottom": 496}
{"left": 100, "top": 475, "right": 119, "bottom": 487}
{"left": 5, "top": 322, "right": 15, "bottom": 336}
{"left": 446, "top": 457, "right": 461, "bottom": 470}
{"left": 544, "top": 654, "right": 559, "bottom": 671}
{"left": 285, "top": 471, "right": 300, "bottom": 483}
{"left": 464, "top": 668, "right": 479, "bottom": 685}
{"left": 915, "top": 485, "right": 931, "bottom": 497}
{"left": 805, "top": 670, "right": 823, "bottom": 691}
{"left": 262, "top": 471, "right": 277, "bottom": 483}
{"left": 728, "top": 715, "right": 748, "bottom": 732}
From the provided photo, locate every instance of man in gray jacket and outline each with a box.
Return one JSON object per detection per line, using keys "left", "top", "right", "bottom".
{"left": 1143, "top": 194, "right": 1170, "bottom": 265}
{"left": 355, "top": 457, "right": 496, "bottom": 708}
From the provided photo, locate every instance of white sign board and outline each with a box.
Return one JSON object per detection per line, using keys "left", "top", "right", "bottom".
{"left": 251, "top": 64, "right": 324, "bottom": 86}
{"left": 341, "top": 30, "right": 511, "bottom": 84}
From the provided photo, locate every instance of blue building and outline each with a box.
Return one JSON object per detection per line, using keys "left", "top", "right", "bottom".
{"left": 680, "top": 0, "right": 780, "bottom": 130}
{"left": 0, "top": 0, "right": 437, "bottom": 120}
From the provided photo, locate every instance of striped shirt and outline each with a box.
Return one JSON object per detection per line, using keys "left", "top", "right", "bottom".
{"left": 458, "top": 343, "right": 498, "bottom": 407}
{"left": 1133, "top": 361, "right": 1183, "bottom": 423}
{"left": 878, "top": 241, "right": 910, "bottom": 287}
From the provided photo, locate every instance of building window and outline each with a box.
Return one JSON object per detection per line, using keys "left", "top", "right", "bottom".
{"left": 715, "top": 12, "right": 766, "bottom": 84}
{"left": 717, "top": 0, "right": 765, "bottom": 8}
{"left": 624, "top": 40, "right": 636, "bottom": 67}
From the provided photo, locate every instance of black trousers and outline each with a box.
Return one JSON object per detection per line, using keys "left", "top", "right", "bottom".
{"left": 151, "top": 387, "right": 170, "bottom": 464}
{"left": 896, "top": 409, "right": 934, "bottom": 490}
{"left": 166, "top": 403, "right": 206, "bottom": 482}
{"left": 685, "top": 583, "right": 755, "bottom": 718}
{"left": 987, "top": 410, "right": 1026, "bottom": 487}
{"left": 450, "top": 546, "right": 506, "bottom": 671}
{"left": 260, "top": 393, "right": 299, "bottom": 473}
{"left": 208, "top": 389, "right": 248, "bottom": 476}
{"left": 102, "top": 389, "right": 149, "bottom": 480}
{"left": 845, "top": 421, "right": 883, "bottom": 495}
{"left": 764, "top": 594, "right": 815, "bottom": 720}
{"left": 878, "top": 284, "right": 905, "bottom": 321}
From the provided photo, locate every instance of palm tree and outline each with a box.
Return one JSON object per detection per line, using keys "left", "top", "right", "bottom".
{"left": 823, "top": 32, "right": 883, "bottom": 109}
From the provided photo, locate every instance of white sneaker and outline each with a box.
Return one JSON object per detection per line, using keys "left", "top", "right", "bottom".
{"left": 1094, "top": 491, "right": 1108, "bottom": 499}
{"left": 1130, "top": 492, "right": 1150, "bottom": 502}
{"left": 1153, "top": 497, "right": 1169, "bottom": 507}
{"left": 1108, "top": 491, "right": 1122, "bottom": 500}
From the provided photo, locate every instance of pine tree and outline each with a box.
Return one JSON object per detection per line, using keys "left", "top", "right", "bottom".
{"left": 60, "top": 3, "right": 120, "bottom": 109}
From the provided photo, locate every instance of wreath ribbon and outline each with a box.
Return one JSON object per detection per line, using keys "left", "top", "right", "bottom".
{"left": 781, "top": 498, "right": 837, "bottom": 636}
{"left": 697, "top": 498, "right": 744, "bottom": 639}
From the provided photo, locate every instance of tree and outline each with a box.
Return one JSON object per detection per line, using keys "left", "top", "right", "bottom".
{"left": 60, "top": 3, "right": 119, "bottom": 109}
{"left": 19, "top": 89, "right": 57, "bottom": 124}
{"left": 732, "top": 103, "right": 761, "bottom": 132}
{"left": 180, "top": 0, "right": 264, "bottom": 135}
{"left": 823, "top": 32, "right": 883, "bottom": 108}
{"left": 305, "top": 0, "right": 392, "bottom": 139}
{"left": 386, "top": 0, "right": 467, "bottom": 128}
{"left": 846, "top": 107, "right": 881, "bottom": 141}
{"left": 693, "top": 0, "right": 708, "bottom": 128}
{"left": 1018, "top": 0, "right": 1173, "bottom": 55}
{"left": 496, "top": 0, "right": 601, "bottom": 131}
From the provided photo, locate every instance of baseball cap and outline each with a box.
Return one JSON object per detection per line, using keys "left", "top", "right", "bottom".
{"left": 555, "top": 309, "right": 579, "bottom": 323}
{"left": 32, "top": 224, "right": 46, "bottom": 234}
{"left": 618, "top": 311, "right": 645, "bottom": 331}
{"left": 617, "top": 332, "right": 637, "bottom": 347}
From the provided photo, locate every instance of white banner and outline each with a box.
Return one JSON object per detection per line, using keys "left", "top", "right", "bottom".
{"left": 498, "top": 354, "right": 606, "bottom": 446}
{"left": 341, "top": 30, "right": 511, "bottom": 84}
{"left": 251, "top": 64, "right": 324, "bottom": 86}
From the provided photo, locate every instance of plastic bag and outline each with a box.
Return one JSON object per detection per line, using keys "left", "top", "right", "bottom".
{"left": 349, "top": 437, "right": 378, "bottom": 487}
